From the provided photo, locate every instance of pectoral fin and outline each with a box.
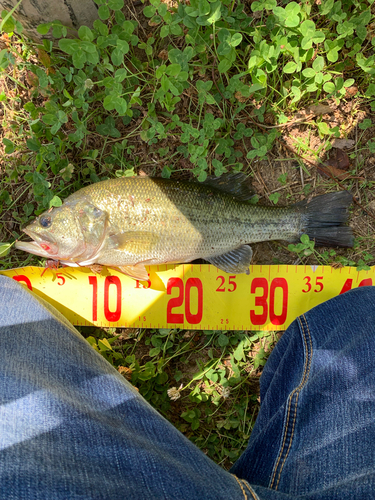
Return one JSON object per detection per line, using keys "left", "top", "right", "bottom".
{"left": 109, "top": 231, "right": 159, "bottom": 253}
{"left": 207, "top": 245, "right": 253, "bottom": 274}
{"left": 116, "top": 264, "right": 149, "bottom": 281}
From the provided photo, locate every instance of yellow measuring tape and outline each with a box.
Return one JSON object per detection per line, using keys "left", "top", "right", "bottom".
{"left": 1, "top": 264, "right": 373, "bottom": 330}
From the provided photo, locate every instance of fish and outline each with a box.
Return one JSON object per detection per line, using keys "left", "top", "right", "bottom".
{"left": 15, "top": 174, "right": 353, "bottom": 281}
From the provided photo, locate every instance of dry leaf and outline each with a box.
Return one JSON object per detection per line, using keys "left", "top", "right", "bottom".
{"left": 306, "top": 104, "right": 334, "bottom": 115}
{"left": 26, "top": 71, "right": 39, "bottom": 88}
{"left": 88, "top": 264, "right": 103, "bottom": 274}
{"left": 118, "top": 366, "right": 132, "bottom": 380}
{"left": 234, "top": 90, "right": 248, "bottom": 102}
{"left": 319, "top": 165, "right": 352, "bottom": 180}
{"left": 320, "top": 148, "right": 352, "bottom": 179}
{"left": 345, "top": 86, "right": 358, "bottom": 98}
{"left": 158, "top": 49, "right": 168, "bottom": 60}
{"left": 0, "top": 33, "right": 9, "bottom": 45}
{"left": 329, "top": 148, "right": 350, "bottom": 170}
{"left": 331, "top": 262, "right": 344, "bottom": 269}
{"left": 331, "top": 138, "right": 355, "bottom": 149}
{"left": 37, "top": 48, "right": 51, "bottom": 68}
{"left": 264, "top": 113, "right": 275, "bottom": 125}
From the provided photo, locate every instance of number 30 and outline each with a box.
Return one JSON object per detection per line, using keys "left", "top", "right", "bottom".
{"left": 250, "top": 277, "right": 288, "bottom": 326}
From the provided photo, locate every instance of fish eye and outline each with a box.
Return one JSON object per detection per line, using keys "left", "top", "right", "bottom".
{"left": 39, "top": 216, "right": 52, "bottom": 228}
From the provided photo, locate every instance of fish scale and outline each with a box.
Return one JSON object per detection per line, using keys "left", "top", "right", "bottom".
{"left": 15, "top": 175, "right": 353, "bottom": 280}
{"left": 70, "top": 178, "right": 299, "bottom": 263}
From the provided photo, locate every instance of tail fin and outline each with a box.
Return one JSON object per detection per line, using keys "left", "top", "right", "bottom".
{"left": 298, "top": 191, "right": 354, "bottom": 247}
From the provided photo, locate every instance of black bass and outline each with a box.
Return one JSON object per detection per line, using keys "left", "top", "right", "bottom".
{"left": 15, "top": 175, "right": 353, "bottom": 280}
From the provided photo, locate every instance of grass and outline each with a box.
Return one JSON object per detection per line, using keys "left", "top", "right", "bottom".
{"left": 85, "top": 324, "right": 277, "bottom": 467}
{"left": 0, "top": 0, "right": 375, "bottom": 468}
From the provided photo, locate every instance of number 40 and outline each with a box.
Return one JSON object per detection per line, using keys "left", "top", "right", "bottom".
{"left": 340, "top": 277, "right": 372, "bottom": 294}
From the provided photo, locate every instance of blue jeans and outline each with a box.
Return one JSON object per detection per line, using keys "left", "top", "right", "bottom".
{"left": 0, "top": 275, "right": 374, "bottom": 499}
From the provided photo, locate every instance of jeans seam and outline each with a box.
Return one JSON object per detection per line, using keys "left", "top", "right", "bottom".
{"left": 269, "top": 314, "right": 313, "bottom": 490}
{"left": 232, "top": 474, "right": 260, "bottom": 499}
{"left": 241, "top": 478, "right": 260, "bottom": 500}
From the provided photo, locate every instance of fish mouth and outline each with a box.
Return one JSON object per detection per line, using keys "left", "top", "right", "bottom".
{"left": 15, "top": 229, "right": 59, "bottom": 258}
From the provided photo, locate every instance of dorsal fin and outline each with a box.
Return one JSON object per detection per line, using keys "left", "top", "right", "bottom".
{"left": 200, "top": 173, "right": 255, "bottom": 201}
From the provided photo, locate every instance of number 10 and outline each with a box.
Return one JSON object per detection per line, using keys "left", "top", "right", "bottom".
{"left": 89, "top": 276, "right": 122, "bottom": 322}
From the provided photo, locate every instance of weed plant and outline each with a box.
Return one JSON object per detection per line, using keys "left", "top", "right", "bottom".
{"left": 85, "top": 325, "right": 277, "bottom": 467}
{"left": 0, "top": 0, "right": 375, "bottom": 467}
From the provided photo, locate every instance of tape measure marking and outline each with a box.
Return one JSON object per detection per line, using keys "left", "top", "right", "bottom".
{"left": 0, "top": 265, "right": 373, "bottom": 330}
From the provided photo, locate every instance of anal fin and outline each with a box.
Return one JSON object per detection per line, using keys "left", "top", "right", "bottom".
{"left": 206, "top": 245, "right": 253, "bottom": 274}
{"left": 116, "top": 264, "right": 149, "bottom": 281}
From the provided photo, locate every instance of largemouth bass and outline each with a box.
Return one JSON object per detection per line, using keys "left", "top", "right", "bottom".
{"left": 15, "top": 175, "right": 353, "bottom": 280}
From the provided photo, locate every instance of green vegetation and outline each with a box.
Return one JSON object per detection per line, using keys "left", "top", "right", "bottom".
{"left": 86, "top": 325, "right": 277, "bottom": 467}
{"left": 0, "top": 0, "right": 374, "bottom": 467}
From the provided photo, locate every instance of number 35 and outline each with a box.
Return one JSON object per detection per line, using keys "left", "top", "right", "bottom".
{"left": 302, "top": 276, "right": 323, "bottom": 293}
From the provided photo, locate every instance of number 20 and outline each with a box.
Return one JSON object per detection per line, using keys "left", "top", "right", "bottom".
{"left": 167, "top": 277, "right": 203, "bottom": 324}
